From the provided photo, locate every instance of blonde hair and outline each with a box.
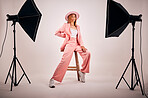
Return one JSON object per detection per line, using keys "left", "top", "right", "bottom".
{"left": 67, "top": 14, "right": 77, "bottom": 27}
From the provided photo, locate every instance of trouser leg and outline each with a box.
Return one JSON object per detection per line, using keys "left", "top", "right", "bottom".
{"left": 51, "top": 41, "right": 76, "bottom": 82}
{"left": 75, "top": 45, "right": 91, "bottom": 73}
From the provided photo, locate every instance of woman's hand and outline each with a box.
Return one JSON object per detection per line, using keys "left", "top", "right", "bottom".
{"left": 81, "top": 46, "right": 87, "bottom": 52}
{"left": 60, "top": 48, "right": 65, "bottom": 52}
{"left": 60, "top": 47, "right": 65, "bottom": 52}
{"left": 61, "top": 49, "right": 64, "bottom": 52}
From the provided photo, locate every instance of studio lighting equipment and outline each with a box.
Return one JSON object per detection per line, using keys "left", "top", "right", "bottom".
{"left": 105, "top": 0, "right": 144, "bottom": 95}
{"left": 5, "top": 0, "right": 42, "bottom": 91}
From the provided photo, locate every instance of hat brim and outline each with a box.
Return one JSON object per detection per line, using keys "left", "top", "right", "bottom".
{"left": 65, "top": 11, "right": 79, "bottom": 21}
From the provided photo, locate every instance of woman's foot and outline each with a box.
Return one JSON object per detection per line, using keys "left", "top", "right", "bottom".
{"left": 49, "top": 78, "right": 55, "bottom": 88}
{"left": 78, "top": 71, "right": 85, "bottom": 83}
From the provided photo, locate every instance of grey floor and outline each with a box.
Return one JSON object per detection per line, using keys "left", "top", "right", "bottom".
{"left": 0, "top": 72, "right": 147, "bottom": 98}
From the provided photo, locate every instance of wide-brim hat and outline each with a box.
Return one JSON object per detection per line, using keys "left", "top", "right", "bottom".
{"left": 65, "top": 11, "right": 80, "bottom": 21}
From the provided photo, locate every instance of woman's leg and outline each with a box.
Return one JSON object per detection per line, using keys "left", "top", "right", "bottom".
{"left": 51, "top": 43, "right": 76, "bottom": 82}
{"left": 75, "top": 45, "right": 91, "bottom": 73}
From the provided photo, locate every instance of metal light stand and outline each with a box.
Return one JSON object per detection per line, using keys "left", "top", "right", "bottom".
{"left": 115, "top": 20, "right": 144, "bottom": 95}
{"left": 5, "top": 20, "right": 31, "bottom": 91}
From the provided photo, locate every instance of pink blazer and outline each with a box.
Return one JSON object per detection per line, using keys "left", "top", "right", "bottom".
{"left": 55, "top": 22, "right": 84, "bottom": 51}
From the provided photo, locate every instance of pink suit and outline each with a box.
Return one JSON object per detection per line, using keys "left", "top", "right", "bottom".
{"left": 51, "top": 23, "right": 91, "bottom": 82}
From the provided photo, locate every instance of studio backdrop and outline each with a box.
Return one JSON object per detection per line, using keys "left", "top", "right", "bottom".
{"left": 0, "top": 0, "right": 148, "bottom": 84}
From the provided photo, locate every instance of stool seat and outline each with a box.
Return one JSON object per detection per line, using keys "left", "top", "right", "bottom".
{"left": 61, "top": 50, "right": 80, "bottom": 81}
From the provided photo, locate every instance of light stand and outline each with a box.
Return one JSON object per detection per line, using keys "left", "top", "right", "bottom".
{"left": 5, "top": 19, "right": 31, "bottom": 91}
{"left": 105, "top": 0, "right": 145, "bottom": 95}
{"left": 115, "top": 17, "right": 144, "bottom": 95}
{"left": 4, "top": 0, "right": 42, "bottom": 91}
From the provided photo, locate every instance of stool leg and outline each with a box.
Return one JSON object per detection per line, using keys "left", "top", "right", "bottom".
{"left": 74, "top": 51, "right": 80, "bottom": 81}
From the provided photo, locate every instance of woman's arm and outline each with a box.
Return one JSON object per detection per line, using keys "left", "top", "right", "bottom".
{"left": 78, "top": 26, "right": 87, "bottom": 52}
{"left": 78, "top": 25, "right": 84, "bottom": 46}
{"left": 55, "top": 23, "right": 66, "bottom": 38}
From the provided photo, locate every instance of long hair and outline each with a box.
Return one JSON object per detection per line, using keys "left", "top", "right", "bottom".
{"left": 67, "top": 14, "right": 77, "bottom": 27}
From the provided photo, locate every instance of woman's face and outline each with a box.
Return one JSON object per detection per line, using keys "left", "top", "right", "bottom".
{"left": 68, "top": 14, "right": 76, "bottom": 23}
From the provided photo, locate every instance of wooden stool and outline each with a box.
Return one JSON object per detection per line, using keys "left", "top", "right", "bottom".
{"left": 61, "top": 50, "right": 80, "bottom": 81}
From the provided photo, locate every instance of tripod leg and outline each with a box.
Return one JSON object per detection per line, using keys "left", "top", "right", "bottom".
{"left": 131, "top": 59, "right": 134, "bottom": 90}
{"left": 116, "top": 58, "right": 132, "bottom": 89}
{"left": 14, "top": 57, "right": 17, "bottom": 86}
{"left": 10, "top": 59, "right": 15, "bottom": 91}
{"left": 133, "top": 60, "right": 144, "bottom": 95}
{"left": 16, "top": 57, "right": 31, "bottom": 84}
{"left": 5, "top": 58, "right": 14, "bottom": 84}
{"left": 134, "top": 66, "right": 139, "bottom": 86}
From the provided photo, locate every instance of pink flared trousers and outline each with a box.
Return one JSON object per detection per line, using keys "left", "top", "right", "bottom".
{"left": 51, "top": 37, "right": 91, "bottom": 82}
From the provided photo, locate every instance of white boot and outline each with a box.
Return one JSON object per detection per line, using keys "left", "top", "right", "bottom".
{"left": 49, "top": 78, "right": 55, "bottom": 88}
{"left": 78, "top": 71, "right": 85, "bottom": 83}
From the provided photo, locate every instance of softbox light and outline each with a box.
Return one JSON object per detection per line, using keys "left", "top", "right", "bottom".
{"left": 105, "top": 0, "right": 144, "bottom": 96}
{"left": 5, "top": 0, "right": 42, "bottom": 91}
{"left": 7, "top": 0, "right": 42, "bottom": 42}
{"left": 105, "top": 0, "right": 141, "bottom": 38}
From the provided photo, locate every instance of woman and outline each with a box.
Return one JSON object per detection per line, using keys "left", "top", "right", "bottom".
{"left": 49, "top": 11, "right": 91, "bottom": 88}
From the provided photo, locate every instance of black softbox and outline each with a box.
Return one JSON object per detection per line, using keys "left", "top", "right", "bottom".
{"left": 105, "top": 0, "right": 142, "bottom": 38}
{"left": 105, "top": 0, "right": 130, "bottom": 38}
{"left": 7, "top": 0, "right": 42, "bottom": 42}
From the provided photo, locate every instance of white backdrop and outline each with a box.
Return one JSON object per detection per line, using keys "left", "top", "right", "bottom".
{"left": 0, "top": 0, "right": 148, "bottom": 85}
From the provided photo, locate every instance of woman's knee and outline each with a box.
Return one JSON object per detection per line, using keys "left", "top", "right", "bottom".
{"left": 86, "top": 50, "right": 91, "bottom": 56}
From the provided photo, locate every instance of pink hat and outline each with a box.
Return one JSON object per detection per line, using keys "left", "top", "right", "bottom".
{"left": 65, "top": 11, "right": 80, "bottom": 21}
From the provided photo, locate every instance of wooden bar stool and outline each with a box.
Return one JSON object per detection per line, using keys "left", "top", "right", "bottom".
{"left": 61, "top": 50, "right": 80, "bottom": 81}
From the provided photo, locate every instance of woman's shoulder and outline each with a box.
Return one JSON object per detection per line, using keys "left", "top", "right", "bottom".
{"left": 76, "top": 24, "right": 80, "bottom": 29}
{"left": 62, "top": 23, "right": 68, "bottom": 27}
{"left": 64, "top": 23, "right": 68, "bottom": 25}
{"left": 76, "top": 24, "right": 80, "bottom": 28}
